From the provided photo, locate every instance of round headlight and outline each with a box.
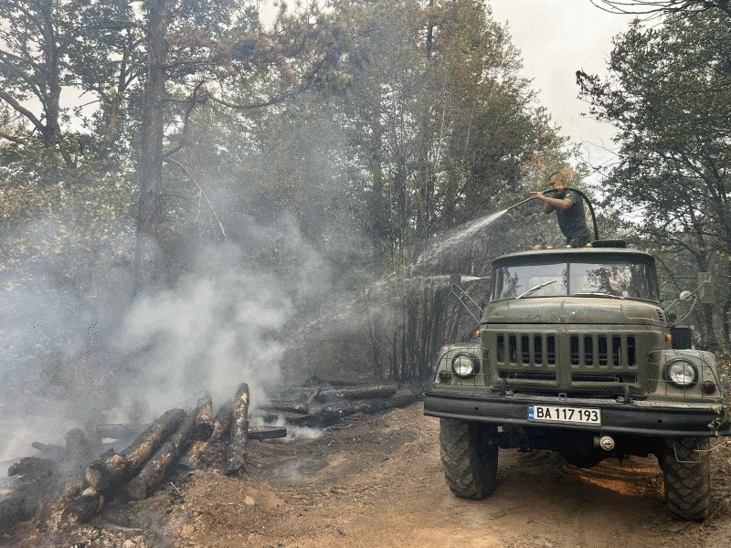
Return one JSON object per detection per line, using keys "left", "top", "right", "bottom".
{"left": 665, "top": 359, "right": 698, "bottom": 387}
{"left": 452, "top": 354, "right": 477, "bottom": 377}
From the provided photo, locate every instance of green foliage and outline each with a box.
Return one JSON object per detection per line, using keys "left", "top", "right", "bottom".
{"left": 0, "top": 0, "right": 140, "bottom": 165}
{"left": 717, "top": 351, "right": 731, "bottom": 382}
{"left": 578, "top": 10, "right": 731, "bottom": 349}
{"left": 0, "top": 0, "right": 582, "bottom": 386}
{"left": 0, "top": 171, "right": 137, "bottom": 293}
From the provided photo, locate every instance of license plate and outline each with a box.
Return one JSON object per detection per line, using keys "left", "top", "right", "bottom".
{"left": 528, "top": 405, "right": 601, "bottom": 425}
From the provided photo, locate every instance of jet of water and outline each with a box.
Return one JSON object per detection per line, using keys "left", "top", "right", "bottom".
{"left": 413, "top": 208, "right": 509, "bottom": 269}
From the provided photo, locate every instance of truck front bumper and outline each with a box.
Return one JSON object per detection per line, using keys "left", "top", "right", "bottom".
{"left": 424, "top": 390, "right": 730, "bottom": 437}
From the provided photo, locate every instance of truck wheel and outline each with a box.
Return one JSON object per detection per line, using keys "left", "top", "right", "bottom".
{"left": 439, "top": 419, "right": 498, "bottom": 499}
{"left": 662, "top": 437, "right": 711, "bottom": 521}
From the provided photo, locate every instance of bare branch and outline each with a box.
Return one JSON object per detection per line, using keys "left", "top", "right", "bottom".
{"left": 0, "top": 89, "right": 43, "bottom": 133}
{"left": 162, "top": 81, "right": 208, "bottom": 158}
{"left": 590, "top": 0, "right": 731, "bottom": 18}
{"left": 165, "top": 157, "right": 227, "bottom": 241}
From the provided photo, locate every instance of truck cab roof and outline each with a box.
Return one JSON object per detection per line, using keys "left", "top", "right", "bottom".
{"left": 492, "top": 246, "right": 656, "bottom": 268}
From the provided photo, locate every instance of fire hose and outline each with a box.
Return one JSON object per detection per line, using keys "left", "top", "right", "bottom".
{"left": 505, "top": 187, "right": 600, "bottom": 241}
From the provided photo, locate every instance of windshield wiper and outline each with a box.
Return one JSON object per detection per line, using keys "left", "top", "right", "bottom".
{"left": 572, "top": 292, "right": 624, "bottom": 300}
{"left": 517, "top": 280, "right": 557, "bottom": 299}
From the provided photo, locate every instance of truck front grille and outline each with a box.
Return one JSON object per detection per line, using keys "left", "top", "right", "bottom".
{"left": 498, "top": 370, "right": 556, "bottom": 381}
{"left": 570, "top": 335, "right": 636, "bottom": 367}
{"left": 497, "top": 334, "right": 556, "bottom": 366}
{"left": 571, "top": 373, "right": 637, "bottom": 383}
{"left": 491, "top": 331, "right": 641, "bottom": 389}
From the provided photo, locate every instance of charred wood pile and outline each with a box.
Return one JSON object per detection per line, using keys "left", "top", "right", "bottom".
{"left": 259, "top": 379, "right": 418, "bottom": 427}
{"left": 0, "top": 457, "right": 57, "bottom": 532}
{"left": 0, "top": 380, "right": 418, "bottom": 534}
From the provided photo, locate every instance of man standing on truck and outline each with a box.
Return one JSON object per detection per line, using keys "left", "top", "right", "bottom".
{"left": 531, "top": 171, "right": 592, "bottom": 248}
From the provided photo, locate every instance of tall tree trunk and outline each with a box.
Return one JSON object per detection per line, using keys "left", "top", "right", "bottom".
{"left": 722, "top": 295, "right": 731, "bottom": 351}
{"left": 425, "top": 0, "right": 435, "bottom": 60}
{"left": 39, "top": 0, "right": 72, "bottom": 185}
{"left": 688, "top": 213, "right": 719, "bottom": 351}
{"left": 368, "top": 84, "right": 389, "bottom": 267}
{"left": 394, "top": 141, "right": 408, "bottom": 264}
{"left": 135, "top": 0, "right": 169, "bottom": 290}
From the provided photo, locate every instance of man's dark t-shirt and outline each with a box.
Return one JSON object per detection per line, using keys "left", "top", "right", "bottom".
{"left": 555, "top": 190, "right": 592, "bottom": 246}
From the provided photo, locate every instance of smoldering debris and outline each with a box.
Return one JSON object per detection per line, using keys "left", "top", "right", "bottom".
{"left": 258, "top": 377, "right": 418, "bottom": 428}
{"left": 179, "top": 399, "right": 234, "bottom": 471}
{"left": 0, "top": 379, "right": 417, "bottom": 536}
{"left": 0, "top": 225, "right": 309, "bottom": 469}
{"left": 226, "top": 383, "right": 250, "bottom": 477}
{"left": 1, "top": 452, "right": 60, "bottom": 533}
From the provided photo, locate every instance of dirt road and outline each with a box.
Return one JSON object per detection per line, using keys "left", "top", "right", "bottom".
{"left": 5, "top": 403, "right": 731, "bottom": 547}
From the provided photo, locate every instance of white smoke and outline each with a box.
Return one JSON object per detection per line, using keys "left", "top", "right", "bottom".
{"left": 0, "top": 274, "right": 98, "bottom": 462}
{"left": 0, "top": 211, "right": 336, "bottom": 460}
{"left": 115, "top": 266, "right": 294, "bottom": 418}
{"left": 250, "top": 414, "right": 323, "bottom": 442}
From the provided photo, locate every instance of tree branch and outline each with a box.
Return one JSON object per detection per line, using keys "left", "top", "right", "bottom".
{"left": 0, "top": 130, "right": 26, "bottom": 145}
{"left": 165, "top": 157, "right": 227, "bottom": 241}
{"left": 0, "top": 89, "right": 44, "bottom": 133}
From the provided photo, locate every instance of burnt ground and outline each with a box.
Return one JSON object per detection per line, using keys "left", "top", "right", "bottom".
{"left": 4, "top": 402, "right": 731, "bottom": 548}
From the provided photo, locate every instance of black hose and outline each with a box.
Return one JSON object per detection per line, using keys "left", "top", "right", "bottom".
{"left": 542, "top": 187, "right": 599, "bottom": 241}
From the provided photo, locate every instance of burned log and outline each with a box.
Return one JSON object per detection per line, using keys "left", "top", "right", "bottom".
{"left": 303, "top": 384, "right": 399, "bottom": 403}
{"left": 211, "top": 400, "right": 234, "bottom": 440}
{"left": 8, "top": 457, "right": 55, "bottom": 479}
{"left": 192, "top": 394, "right": 214, "bottom": 440}
{"left": 268, "top": 388, "right": 418, "bottom": 427}
{"left": 0, "top": 492, "right": 37, "bottom": 533}
{"left": 312, "top": 398, "right": 392, "bottom": 425}
{"left": 65, "top": 428, "right": 93, "bottom": 470}
{"left": 84, "top": 408, "right": 186, "bottom": 492}
{"left": 177, "top": 443, "right": 205, "bottom": 473}
{"left": 247, "top": 426, "right": 287, "bottom": 440}
{"left": 179, "top": 401, "right": 233, "bottom": 471}
{"left": 119, "top": 408, "right": 186, "bottom": 471}
{"left": 84, "top": 456, "right": 114, "bottom": 494}
{"left": 63, "top": 409, "right": 185, "bottom": 523}
{"left": 60, "top": 487, "right": 104, "bottom": 524}
{"left": 257, "top": 401, "right": 309, "bottom": 414}
{"left": 1, "top": 457, "right": 58, "bottom": 532}
{"left": 62, "top": 428, "right": 94, "bottom": 497}
{"left": 31, "top": 442, "right": 65, "bottom": 463}
{"left": 0, "top": 429, "right": 96, "bottom": 531}
{"left": 126, "top": 410, "right": 195, "bottom": 500}
{"left": 226, "top": 383, "right": 249, "bottom": 476}
{"left": 257, "top": 410, "right": 319, "bottom": 426}
{"left": 302, "top": 375, "right": 360, "bottom": 388}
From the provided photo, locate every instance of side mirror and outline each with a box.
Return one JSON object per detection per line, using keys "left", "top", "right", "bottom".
{"left": 698, "top": 272, "right": 715, "bottom": 305}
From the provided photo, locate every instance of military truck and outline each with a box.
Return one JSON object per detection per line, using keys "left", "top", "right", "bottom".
{"left": 424, "top": 242, "right": 730, "bottom": 520}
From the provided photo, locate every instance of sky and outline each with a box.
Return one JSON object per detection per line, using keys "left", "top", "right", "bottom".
{"left": 489, "top": 0, "right": 636, "bottom": 176}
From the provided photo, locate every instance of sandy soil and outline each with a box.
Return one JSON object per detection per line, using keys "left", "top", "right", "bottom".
{"left": 4, "top": 402, "right": 731, "bottom": 548}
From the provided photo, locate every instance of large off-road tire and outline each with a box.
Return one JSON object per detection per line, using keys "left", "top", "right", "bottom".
{"left": 662, "top": 437, "right": 711, "bottom": 521}
{"left": 439, "top": 418, "right": 498, "bottom": 499}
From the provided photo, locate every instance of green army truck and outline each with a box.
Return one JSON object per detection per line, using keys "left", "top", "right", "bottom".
{"left": 424, "top": 243, "right": 730, "bottom": 520}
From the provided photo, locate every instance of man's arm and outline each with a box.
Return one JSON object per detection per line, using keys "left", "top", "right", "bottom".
{"left": 530, "top": 192, "right": 574, "bottom": 214}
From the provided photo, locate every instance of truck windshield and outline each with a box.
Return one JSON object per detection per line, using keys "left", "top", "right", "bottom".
{"left": 492, "top": 260, "right": 659, "bottom": 302}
